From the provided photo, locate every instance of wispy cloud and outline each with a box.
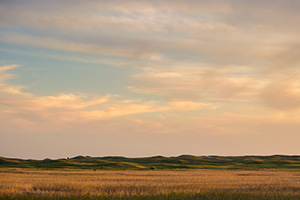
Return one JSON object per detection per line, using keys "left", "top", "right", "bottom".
{"left": 0, "top": 65, "right": 170, "bottom": 132}
{"left": 129, "top": 65, "right": 263, "bottom": 102}
{"left": 2, "top": 0, "right": 300, "bottom": 70}
{"left": 260, "top": 77, "right": 300, "bottom": 110}
{"left": 0, "top": 65, "right": 214, "bottom": 134}
{"left": 1, "top": 0, "right": 300, "bottom": 157}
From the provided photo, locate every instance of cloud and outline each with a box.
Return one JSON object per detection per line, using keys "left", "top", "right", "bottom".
{"left": 2, "top": 0, "right": 300, "bottom": 69}
{"left": 1, "top": 1, "right": 300, "bottom": 132}
{"left": 0, "top": 1, "right": 233, "bottom": 39}
{"left": 0, "top": 65, "right": 170, "bottom": 132}
{"left": 169, "top": 101, "right": 217, "bottom": 111}
{"left": 0, "top": 90, "right": 166, "bottom": 123}
{"left": 0, "top": 64, "right": 224, "bottom": 136}
{"left": 2, "top": 64, "right": 300, "bottom": 159}
{"left": 0, "top": 33, "right": 163, "bottom": 60}
{"left": 129, "top": 65, "right": 262, "bottom": 102}
{"left": 0, "top": 64, "right": 19, "bottom": 82}
{"left": 260, "top": 77, "right": 300, "bottom": 110}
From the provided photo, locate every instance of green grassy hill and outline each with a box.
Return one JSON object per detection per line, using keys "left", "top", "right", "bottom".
{"left": 1, "top": 155, "right": 300, "bottom": 170}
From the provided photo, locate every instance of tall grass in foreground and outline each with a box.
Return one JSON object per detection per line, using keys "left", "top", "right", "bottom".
{"left": 1, "top": 169, "right": 300, "bottom": 199}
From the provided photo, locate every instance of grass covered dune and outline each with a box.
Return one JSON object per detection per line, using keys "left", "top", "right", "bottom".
{"left": 1, "top": 169, "right": 300, "bottom": 200}
{"left": 1, "top": 155, "right": 300, "bottom": 199}
{"left": 1, "top": 155, "right": 300, "bottom": 170}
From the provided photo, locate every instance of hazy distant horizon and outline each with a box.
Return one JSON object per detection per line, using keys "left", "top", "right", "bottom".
{"left": 3, "top": 153, "right": 300, "bottom": 160}
{"left": 1, "top": 0, "right": 300, "bottom": 159}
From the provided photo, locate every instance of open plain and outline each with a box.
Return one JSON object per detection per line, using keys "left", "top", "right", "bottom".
{"left": 1, "top": 168, "right": 300, "bottom": 200}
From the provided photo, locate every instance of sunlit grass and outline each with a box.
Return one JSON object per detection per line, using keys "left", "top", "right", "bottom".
{"left": 1, "top": 169, "right": 300, "bottom": 199}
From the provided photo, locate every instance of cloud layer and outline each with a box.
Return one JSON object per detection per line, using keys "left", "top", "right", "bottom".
{"left": 1, "top": 0, "right": 300, "bottom": 158}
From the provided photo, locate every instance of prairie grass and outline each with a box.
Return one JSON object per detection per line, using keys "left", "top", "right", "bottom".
{"left": 1, "top": 169, "right": 300, "bottom": 199}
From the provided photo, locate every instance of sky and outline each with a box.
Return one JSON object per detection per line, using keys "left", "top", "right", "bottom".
{"left": 1, "top": 0, "right": 300, "bottom": 159}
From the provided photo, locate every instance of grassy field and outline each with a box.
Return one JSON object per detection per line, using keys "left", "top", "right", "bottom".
{"left": 1, "top": 168, "right": 300, "bottom": 200}
{"left": 1, "top": 155, "right": 300, "bottom": 170}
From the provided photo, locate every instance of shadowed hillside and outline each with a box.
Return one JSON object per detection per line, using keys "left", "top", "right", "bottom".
{"left": 1, "top": 155, "right": 300, "bottom": 170}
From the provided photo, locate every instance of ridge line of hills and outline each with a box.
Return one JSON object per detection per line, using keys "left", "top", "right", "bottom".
{"left": 1, "top": 155, "right": 300, "bottom": 170}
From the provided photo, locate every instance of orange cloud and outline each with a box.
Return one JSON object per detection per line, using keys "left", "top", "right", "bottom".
{"left": 0, "top": 65, "right": 171, "bottom": 132}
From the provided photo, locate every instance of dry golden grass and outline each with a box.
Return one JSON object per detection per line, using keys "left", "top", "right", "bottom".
{"left": 1, "top": 168, "right": 300, "bottom": 199}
